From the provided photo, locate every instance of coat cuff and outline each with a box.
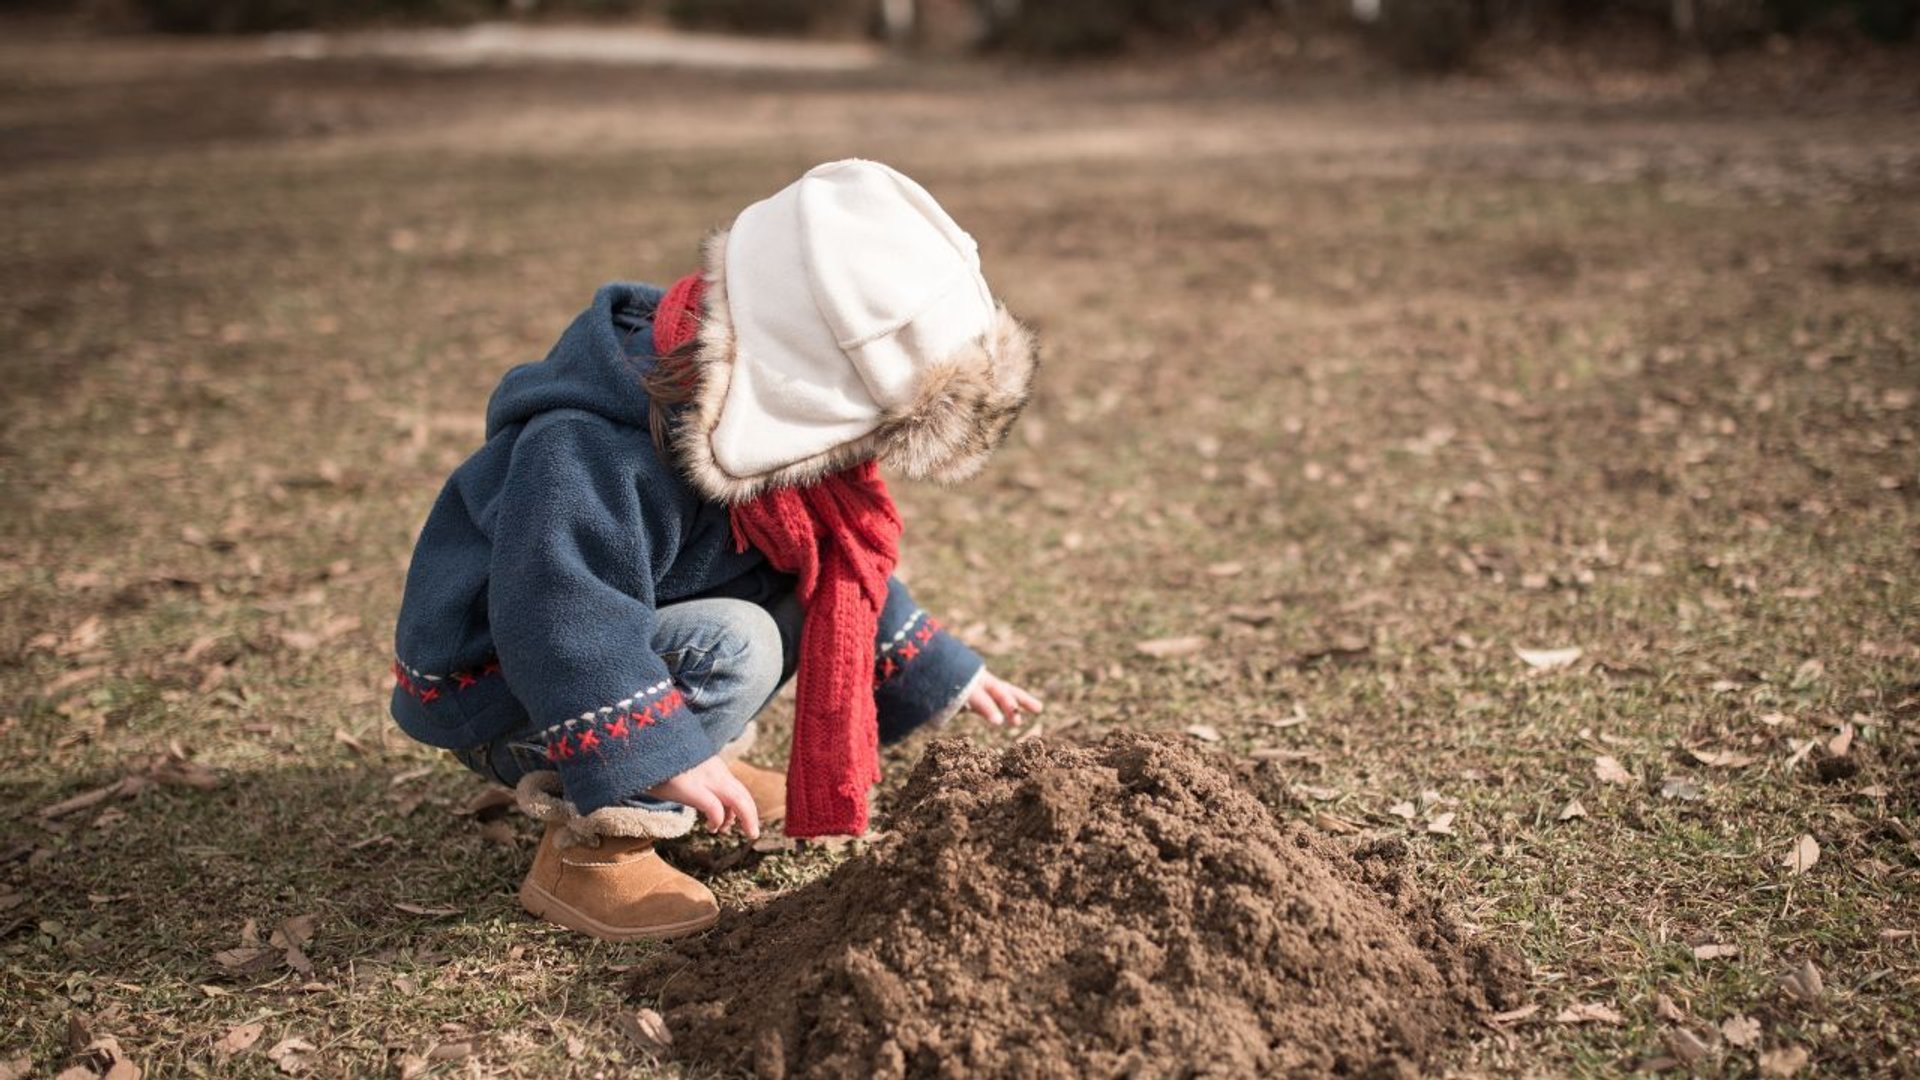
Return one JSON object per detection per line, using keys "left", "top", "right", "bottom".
{"left": 533, "top": 680, "right": 715, "bottom": 816}
{"left": 873, "top": 607, "right": 986, "bottom": 744}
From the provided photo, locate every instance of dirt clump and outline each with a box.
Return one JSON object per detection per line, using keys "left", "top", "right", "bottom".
{"left": 635, "top": 734, "right": 1521, "bottom": 1079}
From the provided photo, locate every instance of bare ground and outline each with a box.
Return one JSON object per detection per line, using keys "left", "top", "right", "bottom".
{"left": 1, "top": 21, "right": 1917, "bottom": 1079}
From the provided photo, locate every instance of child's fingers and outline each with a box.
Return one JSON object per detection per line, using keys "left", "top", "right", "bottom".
{"left": 969, "top": 686, "right": 1005, "bottom": 725}
{"left": 1012, "top": 686, "right": 1045, "bottom": 713}
{"left": 988, "top": 682, "right": 1025, "bottom": 724}
{"left": 682, "top": 787, "right": 727, "bottom": 833}
{"left": 710, "top": 772, "right": 758, "bottom": 839}
{"left": 719, "top": 776, "right": 761, "bottom": 839}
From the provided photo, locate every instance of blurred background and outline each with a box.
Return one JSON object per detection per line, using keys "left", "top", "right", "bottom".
{"left": 15, "top": 0, "right": 1920, "bottom": 60}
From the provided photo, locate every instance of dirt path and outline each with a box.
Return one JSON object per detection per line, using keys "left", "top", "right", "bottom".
{"left": 262, "top": 22, "right": 884, "bottom": 71}
{"left": 1, "top": 20, "right": 1916, "bottom": 1079}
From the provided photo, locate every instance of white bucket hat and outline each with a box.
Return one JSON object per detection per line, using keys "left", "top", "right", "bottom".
{"left": 673, "top": 159, "right": 1037, "bottom": 503}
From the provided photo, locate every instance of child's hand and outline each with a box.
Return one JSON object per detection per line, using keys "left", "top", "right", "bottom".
{"left": 966, "top": 670, "right": 1044, "bottom": 727}
{"left": 647, "top": 755, "right": 761, "bottom": 839}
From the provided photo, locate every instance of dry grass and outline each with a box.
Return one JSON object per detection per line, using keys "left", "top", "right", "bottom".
{"left": 2, "top": 23, "right": 1917, "bottom": 1078}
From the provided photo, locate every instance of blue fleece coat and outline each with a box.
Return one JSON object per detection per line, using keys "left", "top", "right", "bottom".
{"left": 390, "top": 283, "right": 984, "bottom": 814}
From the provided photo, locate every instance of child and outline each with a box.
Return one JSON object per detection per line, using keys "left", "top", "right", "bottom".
{"left": 390, "top": 160, "right": 1043, "bottom": 941}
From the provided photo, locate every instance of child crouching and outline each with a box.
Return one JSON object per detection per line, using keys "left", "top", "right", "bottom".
{"left": 390, "top": 160, "right": 1042, "bottom": 940}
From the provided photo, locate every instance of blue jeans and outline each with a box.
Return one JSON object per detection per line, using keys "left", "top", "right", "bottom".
{"left": 452, "top": 593, "right": 802, "bottom": 812}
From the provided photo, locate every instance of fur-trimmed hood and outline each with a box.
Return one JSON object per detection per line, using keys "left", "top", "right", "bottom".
{"left": 670, "top": 226, "right": 1038, "bottom": 505}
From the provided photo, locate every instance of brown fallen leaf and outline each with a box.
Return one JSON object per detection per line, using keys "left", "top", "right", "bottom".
{"left": 1486, "top": 1003, "right": 1539, "bottom": 1025}
{"left": 149, "top": 759, "right": 222, "bottom": 791}
{"left": 1248, "top": 748, "right": 1318, "bottom": 762}
{"left": 266, "top": 1036, "right": 318, "bottom": 1075}
{"left": 1516, "top": 645, "right": 1583, "bottom": 670}
{"left": 1666, "top": 1028, "right": 1712, "bottom": 1065}
{"left": 1654, "top": 993, "right": 1688, "bottom": 1023}
{"left": 1312, "top": 812, "right": 1360, "bottom": 834}
{"left": 1224, "top": 605, "right": 1279, "bottom": 627}
{"left": 1426, "top": 812, "right": 1457, "bottom": 836}
{"left": 1183, "top": 724, "right": 1221, "bottom": 743}
{"left": 181, "top": 634, "right": 222, "bottom": 664}
{"left": 1692, "top": 943, "right": 1739, "bottom": 961}
{"left": 1784, "top": 738, "right": 1817, "bottom": 770}
{"left": 1135, "top": 636, "right": 1207, "bottom": 659}
{"left": 212, "top": 947, "right": 281, "bottom": 975}
{"left": 274, "top": 915, "right": 317, "bottom": 949}
{"left": 67, "top": 1006, "right": 96, "bottom": 1053}
{"left": 1262, "top": 711, "right": 1307, "bottom": 730}
{"left": 282, "top": 944, "right": 314, "bottom": 976}
{"left": 1721, "top": 1015, "right": 1762, "bottom": 1048}
{"left": 1688, "top": 746, "right": 1757, "bottom": 769}
{"left": 63, "top": 1031, "right": 139, "bottom": 1080}
{"left": 216, "top": 1023, "right": 265, "bottom": 1055}
{"left": 1206, "top": 561, "right": 1245, "bottom": 577}
{"left": 1558, "top": 799, "right": 1588, "bottom": 821}
{"left": 1594, "top": 755, "right": 1634, "bottom": 786}
{"left": 1555, "top": 1002, "right": 1625, "bottom": 1025}
{"left": 1781, "top": 834, "right": 1820, "bottom": 876}
{"left": 1297, "top": 636, "right": 1371, "bottom": 664}
{"left": 388, "top": 767, "right": 435, "bottom": 788}
{"left": 1661, "top": 776, "right": 1704, "bottom": 801}
{"left": 1388, "top": 801, "right": 1417, "bottom": 821}
{"left": 39, "top": 779, "right": 136, "bottom": 820}
{"left": 454, "top": 787, "right": 518, "bottom": 820}
{"left": 42, "top": 666, "right": 106, "bottom": 698}
{"left": 1779, "top": 959, "right": 1824, "bottom": 1002}
{"left": 61, "top": 615, "right": 105, "bottom": 656}
{"left": 625, "top": 1008, "right": 672, "bottom": 1052}
{"left": 1758, "top": 1045, "right": 1810, "bottom": 1077}
{"left": 277, "top": 629, "right": 323, "bottom": 652}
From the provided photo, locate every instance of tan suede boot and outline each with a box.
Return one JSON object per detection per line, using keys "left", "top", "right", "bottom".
{"left": 518, "top": 823, "right": 719, "bottom": 941}
{"left": 727, "top": 758, "right": 788, "bottom": 826}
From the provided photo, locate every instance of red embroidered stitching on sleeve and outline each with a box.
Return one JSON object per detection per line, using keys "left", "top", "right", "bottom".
{"left": 392, "top": 656, "right": 503, "bottom": 704}
{"left": 536, "top": 684, "right": 688, "bottom": 763}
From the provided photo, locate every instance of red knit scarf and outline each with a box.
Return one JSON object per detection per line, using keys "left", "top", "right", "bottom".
{"left": 655, "top": 273, "right": 902, "bottom": 837}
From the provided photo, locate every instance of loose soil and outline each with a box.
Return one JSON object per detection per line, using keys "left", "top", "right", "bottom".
{"left": 638, "top": 734, "right": 1522, "bottom": 1079}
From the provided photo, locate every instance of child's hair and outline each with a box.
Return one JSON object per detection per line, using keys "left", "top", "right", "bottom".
{"left": 642, "top": 342, "right": 699, "bottom": 455}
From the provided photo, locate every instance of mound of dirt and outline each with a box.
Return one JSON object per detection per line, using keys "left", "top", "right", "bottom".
{"left": 635, "top": 734, "right": 1521, "bottom": 1079}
